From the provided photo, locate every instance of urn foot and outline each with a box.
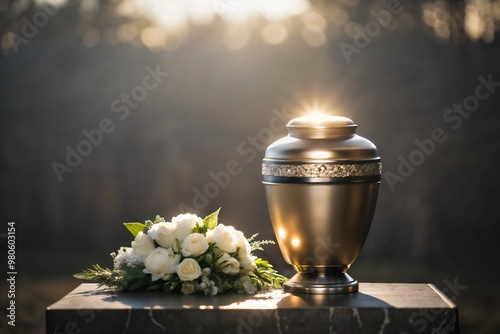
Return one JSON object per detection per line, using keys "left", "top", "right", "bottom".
{"left": 284, "top": 272, "right": 359, "bottom": 294}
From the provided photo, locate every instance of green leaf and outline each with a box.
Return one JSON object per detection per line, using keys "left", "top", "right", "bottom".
{"left": 203, "top": 208, "right": 221, "bottom": 230}
{"left": 123, "top": 222, "right": 145, "bottom": 237}
{"left": 147, "top": 283, "right": 164, "bottom": 291}
{"left": 73, "top": 273, "right": 92, "bottom": 280}
{"left": 73, "top": 264, "right": 122, "bottom": 289}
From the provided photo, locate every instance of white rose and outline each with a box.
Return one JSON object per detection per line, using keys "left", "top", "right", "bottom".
{"left": 172, "top": 213, "right": 202, "bottom": 242}
{"left": 239, "top": 255, "right": 257, "bottom": 274}
{"left": 147, "top": 222, "right": 176, "bottom": 248}
{"left": 131, "top": 232, "right": 155, "bottom": 257}
{"left": 216, "top": 252, "right": 240, "bottom": 275}
{"left": 206, "top": 224, "right": 238, "bottom": 253}
{"left": 181, "top": 282, "right": 197, "bottom": 295}
{"left": 143, "top": 247, "right": 181, "bottom": 281}
{"left": 181, "top": 233, "right": 209, "bottom": 257}
{"left": 235, "top": 230, "right": 251, "bottom": 258}
{"left": 202, "top": 267, "right": 211, "bottom": 276}
{"left": 177, "top": 258, "right": 202, "bottom": 281}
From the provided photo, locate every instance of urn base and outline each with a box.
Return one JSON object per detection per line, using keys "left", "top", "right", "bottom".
{"left": 284, "top": 272, "right": 358, "bottom": 294}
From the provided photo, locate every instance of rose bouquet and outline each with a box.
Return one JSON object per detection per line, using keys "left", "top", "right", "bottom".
{"left": 74, "top": 209, "right": 287, "bottom": 296}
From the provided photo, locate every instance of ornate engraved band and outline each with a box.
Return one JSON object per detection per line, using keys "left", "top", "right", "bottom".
{"left": 262, "top": 162, "right": 381, "bottom": 179}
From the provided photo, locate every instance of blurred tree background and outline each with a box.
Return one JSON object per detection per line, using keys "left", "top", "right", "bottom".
{"left": 1, "top": 0, "right": 500, "bottom": 333}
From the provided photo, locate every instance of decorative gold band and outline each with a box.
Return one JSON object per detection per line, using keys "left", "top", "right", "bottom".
{"left": 262, "top": 162, "right": 382, "bottom": 178}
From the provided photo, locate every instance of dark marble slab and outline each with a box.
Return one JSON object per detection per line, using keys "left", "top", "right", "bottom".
{"left": 46, "top": 283, "right": 459, "bottom": 334}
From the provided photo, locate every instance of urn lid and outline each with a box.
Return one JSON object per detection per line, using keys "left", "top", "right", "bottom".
{"left": 262, "top": 114, "right": 381, "bottom": 183}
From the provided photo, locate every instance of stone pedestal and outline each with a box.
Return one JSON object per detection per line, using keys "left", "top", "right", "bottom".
{"left": 46, "top": 283, "right": 459, "bottom": 334}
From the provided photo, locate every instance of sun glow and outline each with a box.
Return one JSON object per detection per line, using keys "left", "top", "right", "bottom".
{"left": 307, "top": 111, "right": 330, "bottom": 123}
{"left": 308, "top": 110, "right": 325, "bottom": 117}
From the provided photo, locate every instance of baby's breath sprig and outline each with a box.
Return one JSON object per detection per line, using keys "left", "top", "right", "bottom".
{"left": 248, "top": 233, "right": 276, "bottom": 252}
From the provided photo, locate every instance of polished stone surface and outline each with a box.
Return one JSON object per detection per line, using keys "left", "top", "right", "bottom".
{"left": 46, "top": 283, "right": 459, "bottom": 334}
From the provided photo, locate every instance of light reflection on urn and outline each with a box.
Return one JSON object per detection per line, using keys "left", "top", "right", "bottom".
{"left": 262, "top": 114, "right": 381, "bottom": 294}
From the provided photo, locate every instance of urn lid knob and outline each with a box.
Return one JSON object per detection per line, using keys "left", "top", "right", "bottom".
{"left": 287, "top": 114, "right": 357, "bottom": 139}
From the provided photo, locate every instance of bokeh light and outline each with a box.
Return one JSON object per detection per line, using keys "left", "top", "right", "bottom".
{"left": 223, "top": 24, "right": 250, "bottom": 50}
{"left": 2, "top": 0, "right": 500, "bottom": 55}
{"left": 261, "top": 23, "right": 288, "bottom": 45}
{"left": 302, "top": 26, "right": 326, "bottom": 47}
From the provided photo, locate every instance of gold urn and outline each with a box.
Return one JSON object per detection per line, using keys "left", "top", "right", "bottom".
{"left": 262, "top": 114, "right": 381, "bottom": 294}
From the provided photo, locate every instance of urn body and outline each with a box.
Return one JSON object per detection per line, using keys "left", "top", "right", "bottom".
{"left": 262, "top": 115, "right": 381, "bottom": 294}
